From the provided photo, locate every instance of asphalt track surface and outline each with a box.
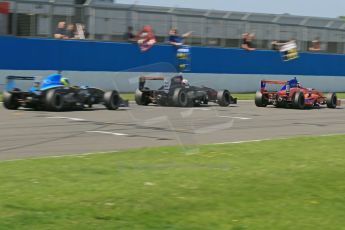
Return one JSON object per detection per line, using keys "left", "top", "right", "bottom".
{"left": 0, "top": 101, "right": 344, "bottom": 160}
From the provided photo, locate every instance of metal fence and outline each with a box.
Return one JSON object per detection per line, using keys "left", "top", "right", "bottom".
{"left": 2, "top": 0, "right": 345, "bottom": 53}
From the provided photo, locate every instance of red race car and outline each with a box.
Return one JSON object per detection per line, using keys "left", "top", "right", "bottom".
{"left": 255, "top": 77, "right": 341, "bottom": 109}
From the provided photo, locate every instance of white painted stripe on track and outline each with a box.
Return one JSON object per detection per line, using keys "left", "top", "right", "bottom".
{"left": 0, "top": 151, "right": 119, "bottom": 163}
{"left": 217, "top": 116, "right": 252, "bottom": 120}
{"left": 86, "top": 131, "right": 129, "bottom": 136}
{"left": 46, "top": 116, "right": 86, "bottom": 121}
{"left": 214, "top": 139, "right": 277, "bottom": 145}
{"left": 212, "top": 133, "right": 345, "bottom": 145}
{"left": 179, "top": 108, "right": 211, "bottom": 111}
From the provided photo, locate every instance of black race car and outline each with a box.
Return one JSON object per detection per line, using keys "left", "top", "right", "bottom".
{"left": 3, "top": 74, "right": 128, "bottom": 111}
{"left": 135, "top": 75, "right": 237, "bottom": 107}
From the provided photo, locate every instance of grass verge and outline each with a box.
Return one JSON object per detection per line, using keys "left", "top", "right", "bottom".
{"left": 1, "top": 135, "right": 345, "bottom": 230}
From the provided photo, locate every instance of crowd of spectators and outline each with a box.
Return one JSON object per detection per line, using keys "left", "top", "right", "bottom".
{"left": 53, "top": 21, "right": 324, "bottom": 53}
{"left": 54, "top": 21, "right": 88, "bottom": 40}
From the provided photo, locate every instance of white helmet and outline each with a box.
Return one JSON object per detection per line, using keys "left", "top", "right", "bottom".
{"left": 182, "top": 79, "right": 189, "bottom": 86}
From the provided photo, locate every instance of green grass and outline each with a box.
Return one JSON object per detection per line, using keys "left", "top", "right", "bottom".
{"left": 334, "top": 92, "right": 345, "bottom": 99}
{"left": 1, "top": 135, "right": 345, "bottom": 230}
{"left": 232, "top": 93, "right": 256, "bottom": 100}
{"left": 120, "top": 93, "right": 135, "bottom": 101}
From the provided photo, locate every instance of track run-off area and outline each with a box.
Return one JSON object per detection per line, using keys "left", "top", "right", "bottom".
{"left": 0, "top": 100, "right": 344, "bottom": 160}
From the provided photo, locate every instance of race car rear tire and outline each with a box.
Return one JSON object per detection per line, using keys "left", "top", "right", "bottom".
{"left": 3, "top": 91, "right": 20, "bottom": 110}
{"left": 255, "top": 91, "right": 268, "bottom": 107}
{"left": 217, "top": 90, "right": 231, "bottom": 107}
{"left": 45, "top": 89, "right": 65, "bottom": 111}
{"left": 292, "top": 91, "right": 305, "bottom": 109}
{"left": 135, "top": 89, "right": 150, "bottom": 106}
{"left": 104, "top": 90, "right": 119, "bottom": 110}
{"left": 172, "top": 88, "right": 191, "bottom": 107}
{"left": 326, "top": 92, "right": 337, "bottom": 109}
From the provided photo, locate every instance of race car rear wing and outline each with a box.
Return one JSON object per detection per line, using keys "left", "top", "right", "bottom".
{"left": 139, "top": 76, "right": 165, "bottom": 90}
{"left": 261, "top": 80, "right": 288, "bottom": 86}
{"left": 5, "top": 76, "right": 36, "bottom": 91}
{"left": 260, "top": 80, "right": 288, "bottom": 92}
{"left": 7, "top": 76, "right": 35, "bottom": 81}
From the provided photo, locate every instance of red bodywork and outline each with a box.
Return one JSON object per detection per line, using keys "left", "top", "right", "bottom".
{"left": 260, "top": 79, "right": 341, "bottom": 107}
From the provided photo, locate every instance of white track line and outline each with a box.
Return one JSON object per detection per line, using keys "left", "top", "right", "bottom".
{"left": 179, "top": 108, "right": 211, "bottom": 111}
{"left": 86, "top": 131, "right": 129, "bottom": 136}
{"left": 0, "top": 151, "right": 119, "bottom": 163}
{"left": 217, "top": 116, "right": 252, "bottom": 120}
{"left": 212, "top": 133, "right": 345, "bottom": 145}
{"left": 46, "top": 116, "right": 86, "bottom": 121}
{"left": 213, "top": 139, "right": 277, "bottom": 145}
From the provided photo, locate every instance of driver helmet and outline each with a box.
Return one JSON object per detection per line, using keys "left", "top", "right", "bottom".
{"left": 182, "top": 79, "right": 189, "bottom": 86}
{"left": 60, "top": 77, "right": 70, "bottom": 87}
{"left": 33, "top": 80, "right": 40, "bottom": 87}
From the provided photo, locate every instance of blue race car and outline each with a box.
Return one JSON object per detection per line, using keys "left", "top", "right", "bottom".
{"left": 3, "top": 73, "right": 128, "bottom": 111}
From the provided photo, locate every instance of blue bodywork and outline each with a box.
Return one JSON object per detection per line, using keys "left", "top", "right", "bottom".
{"left": 280, "top": 78, "right": 299, "bottom": 90}
{"left": 40, "top": 73, "right": 64, "bottom": 91}
{"left": 5, "top": 79, "right": 15, "bottom": 91}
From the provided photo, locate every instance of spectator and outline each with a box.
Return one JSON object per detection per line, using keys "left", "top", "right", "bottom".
{"left": 123, "top": 26, "right": 135, "bottom": 42}
{"left": 271, "top": 40, "right": 281, "bottom": 50}
{"left": 65, "top": 23, "right": 76, "bottom": 39}
{"left": 168, "top": 28, "right": 193, "bottom": 46}
{"left": 75, "top": 23, "right": 88, "bottom": 39}
{"left": 136, "top": 25, "right": 156, "bottom": 52}
{"left": 309, "top": 38, "right": 321, "bottom": 51}
{"left": 54, "top": 21, "right": 67, "bottom": 39}
{"left": 241, "top": 32, "right": 256, "bottom": 51}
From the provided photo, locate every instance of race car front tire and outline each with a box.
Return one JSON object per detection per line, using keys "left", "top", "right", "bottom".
{"left": 104, "top": 90, "right": 119, "bottom": 110}
{"left": 45, "top": 89, "right": 65, "bottom": 111}
{"left": 292, "top": 91, "right": 305, "bottom": 109}
{"left": 326, "top": 92, "right": 337, "bottom": 109}
{"left": 3, "top": 91, "right": 20, "bottom": 110}
{"left": 217, "top": 90, "right": 231, "bottom": 107}
{"left": 255, "top": 91, "right": 268, "bottom": 107}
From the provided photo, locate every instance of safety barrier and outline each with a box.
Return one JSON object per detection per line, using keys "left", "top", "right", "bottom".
{"left": 1, "top": 36, "right": 345, "bottom": 77}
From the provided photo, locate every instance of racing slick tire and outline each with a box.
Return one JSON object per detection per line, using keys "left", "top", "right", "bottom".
{"left": 326, "top": 92, "right": 337, "bottom": 109}
{"left": 172, "top": 88, "right": 191, "bottom": 107}
{"left": 255, "top": 91, "right": 268, "bottom": 107}
{"left": 104, "top": 90, "right": 119, "bottom": 110}
{"left": 3, "top": 91, "right": 20, "bottom": 110}
{"left": 135, "top": 89, "right": 150, "bottom": 106}
{"left": 45, "top": 89, "right": 65, "bottom": 111}
{"left": 217, "top": 90, "right": 231, "bottom": 107}
{"left": 292, "top": 91, "right": 305, "bottom": 109}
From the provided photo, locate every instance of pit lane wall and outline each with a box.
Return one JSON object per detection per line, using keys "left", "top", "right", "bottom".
{"left": 1, "top": 36, "right": 345, "bottom": 92}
